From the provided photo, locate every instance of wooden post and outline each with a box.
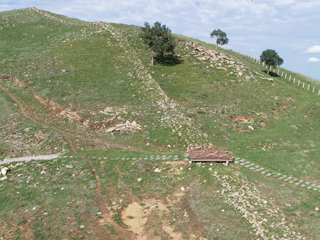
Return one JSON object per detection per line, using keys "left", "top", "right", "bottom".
{"left": 298, "top": 80, "right": 300, "bottom": 86}
{"left": 318, "top": 90, "right": 320, "bottom": 95}
{"left": 302, "top": 83, "right": 305, "bottom": 88}
{"left": 293, "top": 78, "right": 295, "bottom": 83}
{"left": 313, "top": 87, "right": 315, "bottom": 93}
{"left": 281, "top": 72, "right": 283, "bottom": 77}
{"left": 289, "top": 75, "right": 291, "bottom": 81}
{"left": 285, "top": 73, "right": 287, "bottom": 79}
{"left": 308, "top": 85, "right": 310, "bottom": 90}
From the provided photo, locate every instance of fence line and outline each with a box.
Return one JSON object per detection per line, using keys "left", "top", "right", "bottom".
{"left": 230, "top": 48, "right": 320, "bottom": 96}
{"left": 229, "top": 48, "right": 320, "bottom": 96}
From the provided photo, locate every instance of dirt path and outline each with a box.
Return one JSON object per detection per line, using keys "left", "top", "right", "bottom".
{"left": 0, "top": 84, "right": 136, "bottom": 239}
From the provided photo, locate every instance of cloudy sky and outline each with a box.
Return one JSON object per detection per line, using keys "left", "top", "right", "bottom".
{"left": 1, "top": 0, "right": 320, "bottom": 80}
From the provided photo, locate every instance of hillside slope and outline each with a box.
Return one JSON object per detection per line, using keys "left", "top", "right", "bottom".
{"left": 0, "top": 8, "right": 320, "bottom": 239}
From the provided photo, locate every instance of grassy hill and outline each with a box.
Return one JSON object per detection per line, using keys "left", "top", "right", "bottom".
{"left": 1, "top": 7, "right": 320, "bottom": 239}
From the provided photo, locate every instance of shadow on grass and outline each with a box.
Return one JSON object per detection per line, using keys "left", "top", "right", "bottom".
{"left": 154, "top": 54, "right": 183, "bottom": 66}
{"left": 262, "top": 70, "right": 280, "bottom": 77}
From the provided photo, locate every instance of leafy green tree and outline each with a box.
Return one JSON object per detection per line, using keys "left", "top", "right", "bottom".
{"left": 140, "top": 21, "right": 175, "bottom": 66}
{"left": 260, "top": 49, "right": 284, "bottom": 75}
{"left": 210, "top": 29, "right": 229, "bottom": 50}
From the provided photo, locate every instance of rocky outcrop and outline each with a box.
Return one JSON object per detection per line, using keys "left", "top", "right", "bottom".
{"left": 106, "top": 121, "right": 142, "bottom": 133}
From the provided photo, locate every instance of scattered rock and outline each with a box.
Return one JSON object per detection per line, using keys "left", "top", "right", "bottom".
{"left": 154, "top": 168, "right": 161, "bottom": 173}
{"left": 261, "top": 77, "right": 274, "bottom": 82}
{"left": 106, "top": 127, "right": 116, "bottom": 133}
{"left": 35, "top": 163, "right": 42, "bottom": 168}
{"left": 106, "top": 120, "right": 142, "bottom": 133}
{"left": 198, "top": 56, "right": 207, "bottom": 61}
{"left": 66, "top": 165, "right": 74, "bottom": 169}
{"left": 80, "top": 225, "right": 85, "bottom": 229}
{"left": 181, "top": 187, "right": 185, "bottom": 191}
{"left": 138, "top": 178, "right": 142, "bottom": 182}
{"left": 216, "top": 67, "right": 227, "bottom": 71}
{"left": 316, "top": 207, "right": 319, "bottom": 211}
{"left": 248, "top": 126, "right": 255, "bottom": 130}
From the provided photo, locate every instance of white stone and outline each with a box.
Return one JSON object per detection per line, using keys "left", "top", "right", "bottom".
{"left": 138, "top": 178, "right": 142, "bottom": 182}
{"left": 316, "top": 207, "right": 319, "bottom": 211}
{"left": 248, "top": 126, "right": 254, "bottom": 130}
{"left": 154, "top": 168, "right": 161, "bottom": 173}
{"left": 0, "top": 176, "right": 7, "bottom": 181}
{"left": 106, "top": 127, "right": 116, "bottom": 133}
{"left": 181, "top": 187, "right": 185, "bottom": 191}
{"left": 1, "top": 167, "right": 8, "bottom": 175}
{"left": 80, "top": 225, "right": 85, "bottom": 229}
{"left": 66, "top": 165, "right": 74, "bottom": 169}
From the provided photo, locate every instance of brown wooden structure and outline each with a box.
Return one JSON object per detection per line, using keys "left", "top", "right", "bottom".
{"left": 187, "top": 144, "right": 233, "bottom": 162}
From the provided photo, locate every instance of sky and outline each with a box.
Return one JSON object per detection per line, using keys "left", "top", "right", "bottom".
{"left": 1, "top": 0, "right": 320, "bottom": 81}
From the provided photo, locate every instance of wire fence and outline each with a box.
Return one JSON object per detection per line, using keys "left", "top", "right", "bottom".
{"left": 228, "top": 48, "right": 320, "bottom": 96}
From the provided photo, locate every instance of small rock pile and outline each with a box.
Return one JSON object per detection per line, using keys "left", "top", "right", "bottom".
{"left": 107, "top": 121, "right": 142, "bottom": 133}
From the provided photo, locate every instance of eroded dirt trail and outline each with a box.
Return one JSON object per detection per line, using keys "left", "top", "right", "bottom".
{"left": 0, "top": 84, "right": 136, "bottom": 239}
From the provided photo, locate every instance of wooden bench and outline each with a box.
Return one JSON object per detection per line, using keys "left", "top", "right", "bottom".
{"left": 187, "top": 144, "right": 233, "bottom": 162}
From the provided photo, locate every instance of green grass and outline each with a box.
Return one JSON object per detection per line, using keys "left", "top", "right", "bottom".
{"left": 1, "top": 7, "right": 320, "bottom": 240}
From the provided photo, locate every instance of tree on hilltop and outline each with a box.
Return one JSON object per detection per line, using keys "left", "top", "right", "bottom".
{"left": 140, "top": 21, "right": 176, "bottom": 66}
{"left": 210, "top": 29, "right": 229, "bottom": 50}
{"left": 260, "top": 49, "right": 284, "bottom": 75}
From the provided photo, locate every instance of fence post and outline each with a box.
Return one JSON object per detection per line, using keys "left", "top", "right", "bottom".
{"left": 298, "top": 80, "right": 300, "bottom": 86}
{"left": 302, "top": 83, "right": 305, "bottom": 88}
{"left": 281, "top": 72, "right": 283, "bottom": 77}
{"left": 289, "top": 75, "right": 291, "bottom": 81}
{"left": 313, "top": 87, "right": 315, "bottom": 93}
{"left": 277, "top": 69, "right": 279, "bottom": 74}
{"left": 308, "top": 85, "right": 310, "bottom": 90}
{"left": 293, "top": 78, "right": 295, "bottom": 83}
{"left": 285, "top": 73, "right": 287, "bottom": 79}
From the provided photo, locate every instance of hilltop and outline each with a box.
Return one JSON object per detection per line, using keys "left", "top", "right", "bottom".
{"left": 0, "top": 8, "right": 320, "bottom": 239}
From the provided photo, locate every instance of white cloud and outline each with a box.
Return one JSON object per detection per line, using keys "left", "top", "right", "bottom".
{"left": 304, "top": 45, "right": 320, "bottom": 53}
{"left": 308, "top": 57, "right": 320, "bottom": 62}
